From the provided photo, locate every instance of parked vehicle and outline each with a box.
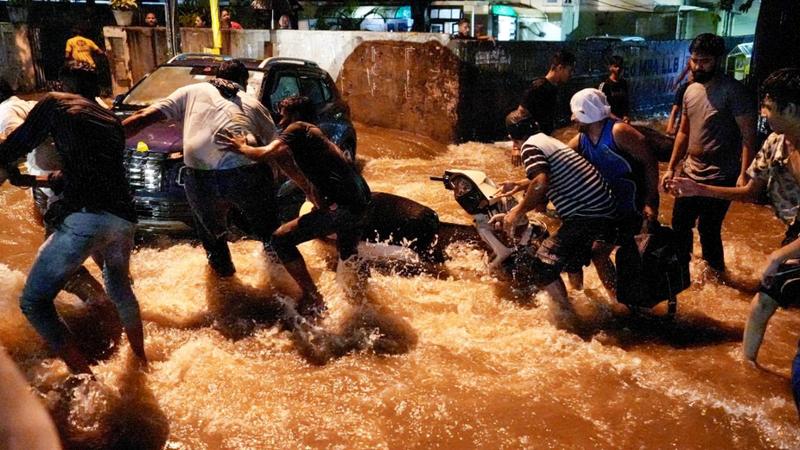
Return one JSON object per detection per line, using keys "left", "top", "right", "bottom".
{"left": 582, "top": 35, "right": 646, "bottom": 44}
{"left": 111, "top": 53, "right": 357, "bottom": 234}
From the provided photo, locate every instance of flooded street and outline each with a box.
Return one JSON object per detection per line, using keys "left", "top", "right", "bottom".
{"left": 1, "top": 123, "right": 799, "bottom": 449}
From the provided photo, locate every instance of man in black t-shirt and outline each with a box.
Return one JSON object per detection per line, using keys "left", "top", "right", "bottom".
{"left": 220, "top": 96, "right": 371, "bottom": 318}
{"left": 598, "top": 55, "right": 630, "bottom": 122}
{"left": 514, "top": 50, "right": 575, "bottom": 166}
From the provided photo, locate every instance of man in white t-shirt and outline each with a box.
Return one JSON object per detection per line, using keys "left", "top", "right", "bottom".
{"left": 123, "top": 60, "right": 279, "bottom": 276}
{"left": 0, "top": 80, "right": 34, "bottom": 139}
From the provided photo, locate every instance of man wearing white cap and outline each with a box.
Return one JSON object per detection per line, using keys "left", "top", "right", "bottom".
{"left": 566, "top": 88, "right": 659, "bottom": 300}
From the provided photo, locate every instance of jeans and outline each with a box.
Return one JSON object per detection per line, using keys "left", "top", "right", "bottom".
{"left": 20, "top": 211, "right": 138, "bottom": 351}
{"left": 671, "top": 194, "right": 731, "bottom": 271}
{"left": 183, "top": 163, "right": 279, "bottom": 275}
{"left": 793, "top": 342, "right": 800, "bottom": 417}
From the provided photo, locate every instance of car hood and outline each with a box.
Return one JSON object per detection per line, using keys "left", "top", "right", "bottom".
{"left": 126, "top": 121, "right": 183, "bottom": 154}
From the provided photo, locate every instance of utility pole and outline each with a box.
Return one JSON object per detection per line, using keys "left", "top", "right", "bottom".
{"left": 208, "top": 0, "right": 222, "bottom": 54}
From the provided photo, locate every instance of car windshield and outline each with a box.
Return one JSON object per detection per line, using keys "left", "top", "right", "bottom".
{"left": 122, "top": 66, "right": 264, "bottom": 106}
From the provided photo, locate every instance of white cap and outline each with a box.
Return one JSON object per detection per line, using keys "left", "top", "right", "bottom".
{"left": 570, "top": 88, "right": 611, "bottom": 124}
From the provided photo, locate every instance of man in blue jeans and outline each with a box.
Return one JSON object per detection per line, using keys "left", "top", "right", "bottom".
{"left": 0, "top": 62, "right": 145, "bottom": 374}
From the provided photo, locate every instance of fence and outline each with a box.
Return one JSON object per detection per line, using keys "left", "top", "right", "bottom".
{"left": 450, "top": 35, "right": 753, "bottom": 141}
{"left": 95, "top": 28, "right": 753, "bottom": 143}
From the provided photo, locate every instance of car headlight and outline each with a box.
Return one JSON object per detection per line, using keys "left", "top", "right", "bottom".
{"left": 142, "top": 165, "right": 163, "bottom": 190}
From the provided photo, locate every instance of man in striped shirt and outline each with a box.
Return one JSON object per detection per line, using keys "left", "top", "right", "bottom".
{"left": 496, "top": 109, "right": 616, "bottom": 326}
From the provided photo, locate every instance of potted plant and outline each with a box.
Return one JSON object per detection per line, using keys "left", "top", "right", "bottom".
{"left": 110, "top": 0, "right": 138, "bottom": 27}
{"left": 7, "top": 0, "right": 32, "bottom": 24}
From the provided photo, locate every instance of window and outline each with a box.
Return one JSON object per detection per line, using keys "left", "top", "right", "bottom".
{"left": 270, "top": 75, "right": 300, "bottom": 109}
{"left": 122, "top": 66, "right": 263, "bottom": 107}
{"left": 430, "top": 8, "right": 461, "bottom": 21}
{"left": 320, "top": 79, "right": 333, "bottom": 102}
{"left": 299, "top": 76, "right": 325, "bottom": 105}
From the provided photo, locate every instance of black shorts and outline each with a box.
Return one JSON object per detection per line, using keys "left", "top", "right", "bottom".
{"left": 536, "top": 217, "right": 615, "bottom": 273}
{"left": 760, "top": 224, "right": 800, "bottom": 308}
{"left": 596, "top": 213, "right": 643, "bottom": 246}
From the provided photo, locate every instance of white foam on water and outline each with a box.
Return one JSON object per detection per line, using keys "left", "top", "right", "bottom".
{"left": 0, "top": 133, "right": 799, "bottom": 448}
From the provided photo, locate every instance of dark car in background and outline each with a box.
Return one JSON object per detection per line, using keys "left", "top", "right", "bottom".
{"left": 112, "top": 53, "right": 357, "bottom": 234}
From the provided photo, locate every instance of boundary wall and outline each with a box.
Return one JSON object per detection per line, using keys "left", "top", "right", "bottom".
{"left": 99, "top": 29, "right": 753, "bottom": 143}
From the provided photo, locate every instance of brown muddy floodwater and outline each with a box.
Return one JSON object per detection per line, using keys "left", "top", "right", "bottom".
{"left": 0, "top": 123, "right": 799, "bottom": 449}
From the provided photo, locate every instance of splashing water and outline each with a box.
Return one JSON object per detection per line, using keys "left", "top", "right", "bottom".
{"left": 0, "top": 123, "right": 799, "bottom": 448}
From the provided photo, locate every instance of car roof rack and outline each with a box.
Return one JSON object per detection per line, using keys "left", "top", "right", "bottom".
{"left": 258, "top": 57, "right": 319, "bottom": 69}
{"left": 167, "top": 53, "right": 234, "bottom": 64}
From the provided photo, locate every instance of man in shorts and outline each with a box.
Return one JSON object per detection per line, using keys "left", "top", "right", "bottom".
{"left": 496, "top": 109, "right": 617, "bottom": 327}
{"left": 567, "top": 88, "right": 659, "bottom": 301}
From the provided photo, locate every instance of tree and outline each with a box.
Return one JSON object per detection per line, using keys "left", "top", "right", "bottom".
{"left": 748, "top": 0, "right": 800, "bottom": 91}
{"left": 410, "top": 0, "right": 430, "bottom": 32}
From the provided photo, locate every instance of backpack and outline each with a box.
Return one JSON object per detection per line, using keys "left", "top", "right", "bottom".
{"left": 616, "top": 222, "right": 691, "bottom": 314}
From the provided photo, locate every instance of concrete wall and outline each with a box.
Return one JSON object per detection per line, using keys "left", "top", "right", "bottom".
{"left": 0, "top": 23, "right": 37, "bottom": 92}
{"left": 270, "top": 30, "right": 450, "bottom": 82}
{"left": 104, "top": 26, "right": 170, "bottom": 94}
{"left": 103, "top": 28, "right": 456, "bottom": 140}
{"left": 339, "top": 40, "right": 461, "bottom": 144}
{"left": 104, "top": 26, "right": 272, "bottom": 95}
{"left": 179, "top": 28, "right": 272, "bottom": 60}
